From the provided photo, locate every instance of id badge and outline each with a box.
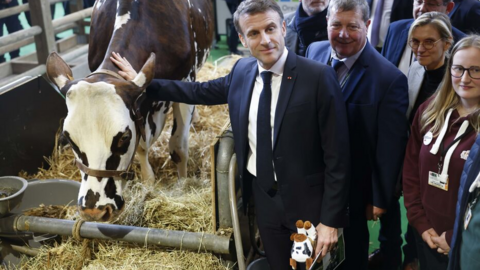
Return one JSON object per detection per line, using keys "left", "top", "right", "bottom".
{"left": 465, "top": 205, "right": 472, "bottom": 230}
{"left": 428, "top": 171, "right": 449, "bottom": 191}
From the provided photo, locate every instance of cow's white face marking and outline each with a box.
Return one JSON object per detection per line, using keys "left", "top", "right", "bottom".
{"left": 132, "top": 72, "right": 147, "bottom": 87}
{"left": 64, "top": 81, "right": 136, "bottom": 211}
{"left": 53, "top": 74, "right": 70, "bottom": 89}
{"left": 114, "top": 11, "right": 131, "bottom": 31}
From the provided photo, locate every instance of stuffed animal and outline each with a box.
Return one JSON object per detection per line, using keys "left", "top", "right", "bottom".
{"left": 290, "top": 220, "right": 317, "bottom": 270}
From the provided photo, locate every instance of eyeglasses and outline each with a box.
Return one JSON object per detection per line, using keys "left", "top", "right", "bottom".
{"left": 414, "top": 0, "right": 445, "bottom": 8}
{"left": 408, "top": 38, "right": 442, "bottom": 50}
{"left": 451, "top": 65, "right": 480, "bottom": 79}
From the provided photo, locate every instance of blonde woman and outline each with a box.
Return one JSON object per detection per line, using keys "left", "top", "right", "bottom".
{"left": 403, "top": 34, "right": 480, "bottom": 270}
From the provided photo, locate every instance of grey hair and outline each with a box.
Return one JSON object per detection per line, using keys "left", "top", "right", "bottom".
{"left": 327, "top": 0, "right": 370, "bottom": 22}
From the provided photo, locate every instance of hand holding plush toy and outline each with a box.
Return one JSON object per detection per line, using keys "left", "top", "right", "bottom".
{"left": 290, "top": 220, "right": 317, "bottom": 270}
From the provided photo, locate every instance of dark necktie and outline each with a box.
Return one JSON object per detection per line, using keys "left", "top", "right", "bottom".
{"left": 332, "top": 58, "right": 344, "bottom": 72}
{"left": 256, "top": 71, "right": 276, "bottom": 193}
{"left": 371, "top": 0, "right": 385, "bottom": 47}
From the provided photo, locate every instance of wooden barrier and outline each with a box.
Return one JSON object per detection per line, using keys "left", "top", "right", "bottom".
{"left": 0, "top": 0, "right": 91, "bottom": 85}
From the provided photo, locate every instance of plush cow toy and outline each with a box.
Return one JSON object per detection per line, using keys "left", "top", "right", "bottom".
{"left": 290, "top": 220, "right": 317, "bottom": 270}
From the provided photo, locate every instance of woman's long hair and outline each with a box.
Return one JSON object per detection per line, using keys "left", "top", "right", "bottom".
{"left": 420, "top": 35, "right": 480, "bottom": 135}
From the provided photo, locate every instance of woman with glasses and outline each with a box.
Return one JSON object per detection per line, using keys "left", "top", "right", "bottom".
{"left": 403, "top": 26, "right": 480, "bottom": 270}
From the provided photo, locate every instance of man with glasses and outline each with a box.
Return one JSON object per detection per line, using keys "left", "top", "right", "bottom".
{"left": 306, "top": 0, "right": 408, "bottom": 269}
{"left": 382, "top": 0, "right": 465, "bottom": 75}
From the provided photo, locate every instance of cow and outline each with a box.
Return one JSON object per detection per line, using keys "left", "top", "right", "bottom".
{"left": 45, "top": 0, "right": 213, "bottom": 222}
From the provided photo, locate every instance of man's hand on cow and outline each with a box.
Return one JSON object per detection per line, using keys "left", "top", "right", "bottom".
{"left": 315, "top": 223, "right": 338, "bottom": 258}
{"left": 110, "top": 52, "right": 138, "bottom": 81}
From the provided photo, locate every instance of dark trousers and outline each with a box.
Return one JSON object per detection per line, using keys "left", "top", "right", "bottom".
{"left": 413, "top": 227, "right": 448, "bottom": 270}
{"left": 402, "top": 224, "right": 418, "bottom": 266}
{"left": 340, "top": 205, "right": 369, "bottom": 270}
{"left": 377, "top": 199, "right": 403, "bottom": 269}
{"left": 252, "top": 178, "right": 303, "bottom": 270}
{"left": 0, "top": 0, "right": 22, "bottom": 62}
{"left": 226, "top": 3, "right": 240, "bottom": 53}
{"left": 378, "top": 198, "right": 418, "bottom": 268}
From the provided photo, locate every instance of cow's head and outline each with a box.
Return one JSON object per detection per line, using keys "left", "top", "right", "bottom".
{"left": 46, "top": 52, "right": 155, "bottom": 222}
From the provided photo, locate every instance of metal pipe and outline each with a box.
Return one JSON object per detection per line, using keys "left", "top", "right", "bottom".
{"left": 229, "top": 154, "right": 246, "bottom": 270}
{"left": 216, "top": 129, "right": 235, "bottom": 228}
{"left": 0, "top": 26, "right": 42, "bottom": 47}
{"left": 11, "top": 215, "right": 232, "bottom": 254}
{"left": 0, "top": 66, "right": 46, "bottom": 95}
{"left": 52, "top": 8, "right": 93, "bottom": 29}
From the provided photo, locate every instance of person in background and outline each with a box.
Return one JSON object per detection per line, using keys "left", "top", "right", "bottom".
{"left": 284, "top": 0, "right": 329, "bottom": 56}
{"left": 406, "top": 12, "right": 453, "bottom": 124}
{"left": 225, "top": 0, "right": 244, "bottom": 55}
{"left": 0, "top": 0, "right": 23, "bottom": 63}
{"left": 448, "top": 34, "right": 480, "bottom": 270}
{"left": 306, "top": 0, "right": 409, "bottom": 269}
{"left": 112, "top": 0, "right": 351, "bottom": 269}
{"left": 403, "top": 34, "right": 480, "bottom": 270}
{"left": 366, "top": 0, "right": 413, "bottom": 53}
{"left": 382, "top": 0, "right": 465, "bottom": 75}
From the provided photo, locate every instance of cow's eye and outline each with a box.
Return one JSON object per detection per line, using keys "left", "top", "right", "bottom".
{"left": 118, "top": 129, "right": 132, "bottom": 147}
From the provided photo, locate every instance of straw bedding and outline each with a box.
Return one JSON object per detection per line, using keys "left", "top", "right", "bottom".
{"left": 15, "top": 56, "right": 242, "bottom": 270}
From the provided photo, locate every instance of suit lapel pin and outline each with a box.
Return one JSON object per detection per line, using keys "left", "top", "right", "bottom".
{"left": 287, "top": 76, "right": 292, "bottom": 80}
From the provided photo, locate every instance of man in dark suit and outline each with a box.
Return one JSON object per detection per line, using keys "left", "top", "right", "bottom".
{"left": 306, "top": 0, "right": 409, "bottom": 269}
{"left": 382, "top": 0, "right": 465, "bottom": 74}
{"left": 449, "top": 0, "right": 480, "bottom": 34}
{"left": 112, "top": 0, "right": 350, "bottom": 269}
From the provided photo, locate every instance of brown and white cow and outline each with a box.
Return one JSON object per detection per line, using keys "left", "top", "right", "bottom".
{"left": 46, "top": 0, "right": 213, "bottom": 222}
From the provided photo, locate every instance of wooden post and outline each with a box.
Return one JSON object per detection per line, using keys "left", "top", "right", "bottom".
{"left": 28, "top": 0, "right": 56, "bottom": 65}
{"left": 68, "top": 0, "right": 87, "bottom": 36}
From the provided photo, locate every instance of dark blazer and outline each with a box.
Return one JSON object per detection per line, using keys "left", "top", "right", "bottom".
{"left": 382, "top": 19, "right": 466, "bottom": 67}
{"left": 450, "top": 0, "right": 480, "bottom": 34}
{"left": 449, "top": 135, "right": 480, "bottom": 269}
{"left": 305, "top": 41, "right": 408, "bottom": 210}
{"left": 145, "top": 52, "right": 351, "bottom": 228}
{"left": 366, "top": 0, "right": 413, "bottom": 23}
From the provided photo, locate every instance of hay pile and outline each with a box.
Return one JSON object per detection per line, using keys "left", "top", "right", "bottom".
{"left": 17, "top": 55, "right": 242, "bottom": 270}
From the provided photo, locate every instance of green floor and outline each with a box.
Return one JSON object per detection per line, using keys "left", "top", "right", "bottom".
{"left": 4, "top": 2, "right": 411, "bottom": 261}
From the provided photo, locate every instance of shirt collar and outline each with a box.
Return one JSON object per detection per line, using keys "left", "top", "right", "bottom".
{"left": 330, "top": 40, "right": 367, "bottom": 70}
{"left": 257, "top": 48, "right": 288, "bottom": 76}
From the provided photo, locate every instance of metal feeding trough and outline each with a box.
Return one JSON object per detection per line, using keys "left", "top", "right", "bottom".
{"left": 0, "top": 179, "right": 80, "bottom": 267}
{"left": 0, "top": 176, "right": 28, "bottom": 218}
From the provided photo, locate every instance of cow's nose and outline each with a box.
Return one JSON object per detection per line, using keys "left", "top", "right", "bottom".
{"left": 79, "top": 205, "right": 114, "bottom": 222}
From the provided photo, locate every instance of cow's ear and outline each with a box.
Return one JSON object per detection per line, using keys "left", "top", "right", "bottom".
{"left": 132, "top": 52, "right": 155, "bottom": 88}
{"left": 46, "top": 52, "right": 73, "bottom": 92}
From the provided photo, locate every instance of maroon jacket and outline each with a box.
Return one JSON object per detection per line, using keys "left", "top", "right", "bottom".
{"left": 403, "top": 100, "right": 477, "bottom": 245}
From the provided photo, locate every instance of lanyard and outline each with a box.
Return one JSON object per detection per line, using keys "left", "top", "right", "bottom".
{"left": 436, "top": 119, "right": 472, "bottom": 175}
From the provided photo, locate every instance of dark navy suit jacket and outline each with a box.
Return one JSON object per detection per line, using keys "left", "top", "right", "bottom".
{"left": 382, "top": 19, "right": 466, "bottom": 67}
{"left": 449, "top": 135, "right": 480, "bottom": 269}
{"left": 305, "top": 41, "right": 408, "bottom": 211}
{"left": 450, "top": 0, "right": 480, "bottom": 34}
{"left": 145, "top": 52, "right": 351, "bottom": 228}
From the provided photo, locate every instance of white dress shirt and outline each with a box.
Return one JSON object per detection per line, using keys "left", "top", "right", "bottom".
{"left": 246, "top": 48, "right": 288, "bottom": 177}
